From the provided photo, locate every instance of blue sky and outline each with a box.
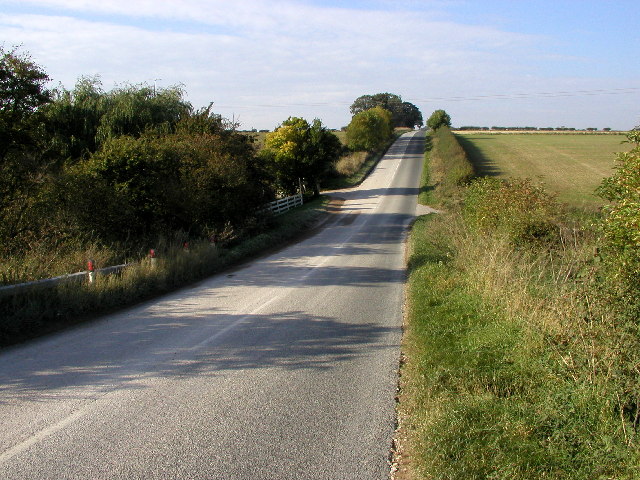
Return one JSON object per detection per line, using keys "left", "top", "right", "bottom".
{"left": 0, "top": 0, "right": 638, "bottom": 130}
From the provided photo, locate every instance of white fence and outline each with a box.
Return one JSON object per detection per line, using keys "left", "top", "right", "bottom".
{"left": 262, "top": 193, "right": 303, "bottom": 216}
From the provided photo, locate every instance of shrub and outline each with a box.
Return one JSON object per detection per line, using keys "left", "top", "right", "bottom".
{"left": 597, "top": 130, "right": 640, "bottom": 316}
{"left": 464, "top": 177, "right": 560, "bottom": 246}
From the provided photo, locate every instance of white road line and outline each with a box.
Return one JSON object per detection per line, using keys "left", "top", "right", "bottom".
{"left": 0, "top": 408, "right": 87, "bottom": 464}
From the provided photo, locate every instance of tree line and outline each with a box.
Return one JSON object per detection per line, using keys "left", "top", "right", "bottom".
{"left": 0, "top": 47, "right": 277, "bottom": 259}
{"left": 0, "top": 47, "right": 422, "bottom": 270}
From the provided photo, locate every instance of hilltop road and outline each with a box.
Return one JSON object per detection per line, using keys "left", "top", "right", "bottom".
{"left": 0, "top": 130, "right": 425, "bottom": 479}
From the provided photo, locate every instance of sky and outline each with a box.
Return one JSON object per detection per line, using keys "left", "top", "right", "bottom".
{"left": 0, "top": 0, "right": 638, "bottom": 131}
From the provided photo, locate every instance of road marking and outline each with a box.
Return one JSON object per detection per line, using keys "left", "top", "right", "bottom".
{"left": 0, "top": 408, "right": 87, "bottom": 464}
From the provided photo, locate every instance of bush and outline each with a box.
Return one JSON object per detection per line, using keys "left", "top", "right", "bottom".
{"left": 597, "top": 130, "right": 640, "bottom": 316}
{"left": 464, "top": 177, "right": 560, "bottom": 246}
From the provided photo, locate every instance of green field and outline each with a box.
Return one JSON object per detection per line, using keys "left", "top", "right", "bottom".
{"left": 455, "top": 133, "right": 630, "bottom": 209}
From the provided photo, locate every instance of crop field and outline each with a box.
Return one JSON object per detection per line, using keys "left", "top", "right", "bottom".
{"left": 455, "top": 133, "right": 630, "bottom": 209}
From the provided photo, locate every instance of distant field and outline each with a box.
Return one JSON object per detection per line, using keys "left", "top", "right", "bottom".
{"left": 455, "top": 133, "right": 630, "bottom": 209}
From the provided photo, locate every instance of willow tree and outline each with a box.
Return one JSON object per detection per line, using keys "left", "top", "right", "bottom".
{"left": 44, "top": 78, "right": 192, "bottom": 162}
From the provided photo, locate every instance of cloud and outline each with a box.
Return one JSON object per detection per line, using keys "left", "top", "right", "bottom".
{"left": 0, "top": 0, "right": 636, "bottom": 129}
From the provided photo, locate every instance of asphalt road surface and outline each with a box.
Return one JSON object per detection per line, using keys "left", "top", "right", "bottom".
{"left": 0, "top": 130, "right": 425, "bottom": 479}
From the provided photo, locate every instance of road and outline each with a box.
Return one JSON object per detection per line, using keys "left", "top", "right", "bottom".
{"left": 0, "top": 130, "right": 425, "bottom": 479}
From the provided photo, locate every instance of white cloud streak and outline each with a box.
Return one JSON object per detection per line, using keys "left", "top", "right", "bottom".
{"left": 0, "top": 0, "right": 636, "bottom": 129}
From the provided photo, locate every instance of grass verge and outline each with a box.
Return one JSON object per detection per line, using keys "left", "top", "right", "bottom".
{"left": 0, "top": 196, "right": 330, "bottom": 348}
{"left": 396, "top": 128, "right": 640, "bottom": 479}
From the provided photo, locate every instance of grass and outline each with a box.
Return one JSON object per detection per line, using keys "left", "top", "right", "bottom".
{"left": 455, "top": 133, "right": 630, "bottom": 210}
{"left": 323, "top": 149, "right": 384, "bottom": 190}
{"left": 0, "top": 196, "right": 330, "bottom": 347}
{"left": 396, "top": 128, "right": 640, "bottom": 479}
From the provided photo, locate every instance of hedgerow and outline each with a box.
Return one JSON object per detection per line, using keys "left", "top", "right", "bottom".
{"left": 399, "top": 120, "right": 640, "bottom": 479}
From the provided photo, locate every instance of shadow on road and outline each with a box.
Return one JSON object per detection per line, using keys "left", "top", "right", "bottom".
{"left": 0, "top": 308, "right": 398, "bottom": 400}
{"left": 0, "top": 132, "right": 423, "bottom": 402}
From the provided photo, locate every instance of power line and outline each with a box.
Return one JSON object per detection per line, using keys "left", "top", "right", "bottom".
{"left": 211, "top": 87, "right": 640, "bottom": 110}
{"left": 409, "top": 87, "right": 640, "bottom": 103}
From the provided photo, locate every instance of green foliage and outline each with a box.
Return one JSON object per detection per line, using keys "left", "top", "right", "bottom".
{"left": 346, "top": 106, "right": 393, "bottom": 152}
{"left": 403, "top": 162, "right": 640, "bottom": 478}
{"left": 0, "top": 47, "right": 276, "bottom": 268}
{"left": 95, "top": 83, "right": 190, "bottom": 143}
{"left": 48, "top": 128, "right": 267, "bottom": 243}
{"left": 42, "top": 76, "right": 104, "bottom": 160}
{"left": 427, "top": 109, "right": 452, "bottom": 130}
{"left": 0, "top": 46, "right": 52, "bottom": 255}
{"left": 426, "top": 127, "right": 474, "bottom": 206}
{"left": 0, "top": 46, "right": 51, "bottom": 154}
{"left": 350, "top": 92, "right": 423, "bottom": 128}
{"left": 402, "top": 118, "right": 640, "bottom": 479}
{"left": 174, "top": 130, "right": 270, "bottom": 232}
{"left": 83, "top": 135, "right": 185, "bottom": 235}
{"left": 262, "top": 116, "right": 341, "bottom": 195}
{"left": 44, "top": 77, "right": 192, "bottom": 161}
{"left": 597, "top": 130, "right": 640, "bottom": 315}
{"left": 464, "top": 177, "right": 560, "bottom": 246}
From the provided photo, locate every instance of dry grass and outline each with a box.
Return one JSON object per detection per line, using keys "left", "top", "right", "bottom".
{"left": 0, "top": 196, "right": 331, "bottom": 346}
{"left": 334, "top": 150, "right": 368, "bottom": 176}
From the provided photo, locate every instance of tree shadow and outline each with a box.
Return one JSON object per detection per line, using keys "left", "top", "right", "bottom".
{"left": 0, "top": 133, "right": 424, "bottom": 402}
{"left": 455, "top": 135, "right": 502, "bottom": 177}
{"left": 0, "top": 308, "right": 398, "bottom": 401}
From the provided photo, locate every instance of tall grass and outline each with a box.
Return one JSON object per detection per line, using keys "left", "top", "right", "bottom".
{"left": 398, "top": 127, "right": 640, "bottom": 479}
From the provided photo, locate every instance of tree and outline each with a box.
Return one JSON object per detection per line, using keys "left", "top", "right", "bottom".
{"left": 427, "top": 109, "right": 451, "bottom": 130}
{"left": 43, "top": 78, "right": 192, "bottom": 163}
{"left": 346, "top": 106, "right": 393, "bottom": 152}
{"left": 42, "top": 76, "right": 104, "bottom": 161}
{"left": 0, "top": 46, "right": 51, "bottom": 157}
{"left": 306, "top": 119, "right": 343, "bottom": 195}
{"left": 95, "top": 83, "right": 191, "bottom": 144}
{"left": 350, "top": 92, "right": 423, "bottom": 128}
{"left": 0, "top": 46, "right": 52, "bottom": 253}
{"left": 262, "top": 117, "right": 341, "bottom": 196}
